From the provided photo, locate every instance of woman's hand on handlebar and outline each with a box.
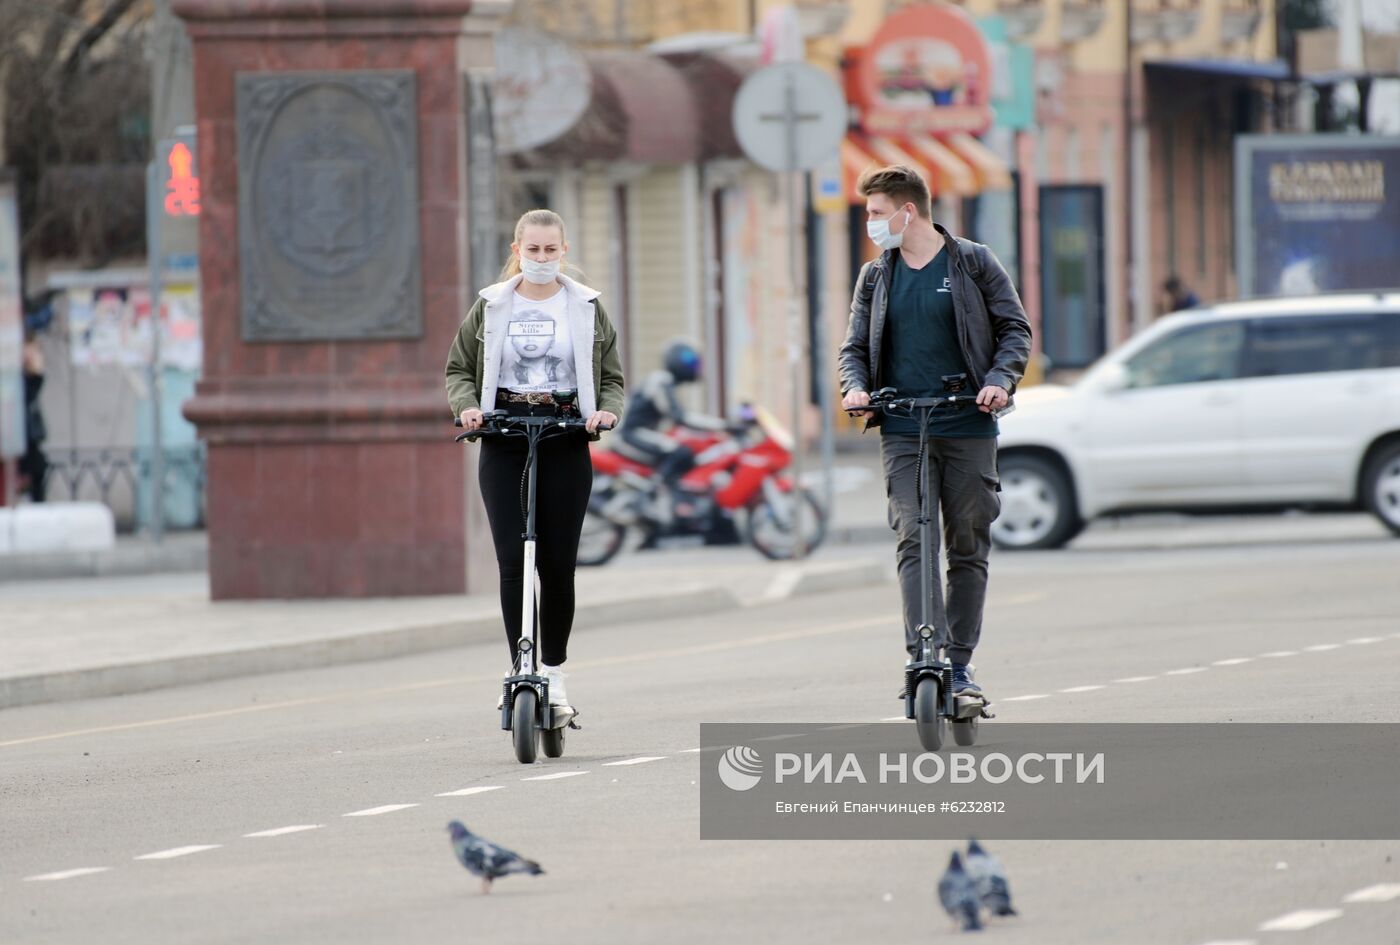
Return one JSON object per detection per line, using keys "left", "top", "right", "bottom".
{"left": 460, "top": 408, "right": 484, "bottom": 432}
{"left": 842, "top": 389, "right": 873, "bottom": 415}
{"left": 586, "top": 410, "right": 618, "bottom": 434}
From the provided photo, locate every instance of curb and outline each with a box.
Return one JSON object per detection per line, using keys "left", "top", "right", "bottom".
{"left": 0, "top": 540, "right": 209, "bottom": 584}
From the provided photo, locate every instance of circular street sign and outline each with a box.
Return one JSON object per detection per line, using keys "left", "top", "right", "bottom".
{"left": 731, "top": 62, "right": 847, "bottom": 173}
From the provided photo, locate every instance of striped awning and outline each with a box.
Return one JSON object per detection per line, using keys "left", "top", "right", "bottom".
{"left": 841, "top": 130, "right": 1010, "bottom": 203}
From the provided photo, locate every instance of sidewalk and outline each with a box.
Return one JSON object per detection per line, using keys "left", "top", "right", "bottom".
{"left": 0, "top": 539, "right": 894, "bottom": 710}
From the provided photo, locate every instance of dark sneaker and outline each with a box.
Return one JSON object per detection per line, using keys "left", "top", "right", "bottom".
{"left": 951, "top": 663, "right": 982, "bottom": 697}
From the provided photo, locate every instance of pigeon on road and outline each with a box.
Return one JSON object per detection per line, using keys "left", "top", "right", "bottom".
{"left": 965, "top": 838, "right": 1017, "bottom": 917}
{"left": 446, "top": 821, "right": 545, "bottom": 894}
{"left": 937, "top": 851, "right": 983, "bottom": 932}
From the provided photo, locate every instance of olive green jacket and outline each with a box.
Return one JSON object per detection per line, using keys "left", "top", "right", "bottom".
{"left": 445, "top": 274, "right": 625, "bottom": 424}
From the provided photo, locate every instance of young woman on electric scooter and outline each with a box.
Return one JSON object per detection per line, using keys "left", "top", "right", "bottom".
{"left": 445, "top": 209, "right": 625, "bottom": 720}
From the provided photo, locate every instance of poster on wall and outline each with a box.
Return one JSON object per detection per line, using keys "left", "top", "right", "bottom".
{"left": 66, "top": 285, "right": 202, "bottom": 371}
{"left": 1236, "top": 135, "right": 1400, "bottom": 298}
{"left": 0, "top": 181, "right": 24, "bottom": 460}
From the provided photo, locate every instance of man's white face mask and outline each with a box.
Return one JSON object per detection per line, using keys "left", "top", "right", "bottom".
{"left": 866, "top": 208, "right": 911, "bottom": 251}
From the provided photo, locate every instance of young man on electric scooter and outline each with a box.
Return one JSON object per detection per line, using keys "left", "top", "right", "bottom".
{"left": 838, "top": 165, "right": 1031, "bottom": 704}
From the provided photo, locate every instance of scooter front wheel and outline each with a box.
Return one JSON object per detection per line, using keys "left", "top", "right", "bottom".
{"left": 511, "top": 687, "right": 540, "bottom": 764}
{"left": 914, "top": 677, "right": 945, "bottom": 752}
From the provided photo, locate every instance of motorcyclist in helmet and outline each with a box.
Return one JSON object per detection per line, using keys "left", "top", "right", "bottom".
{"left": 616, "top": 340, "right": 731, "bottom": 522}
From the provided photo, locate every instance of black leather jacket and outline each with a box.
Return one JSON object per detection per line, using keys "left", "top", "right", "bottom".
{"left": 838, "top": 223, "right": 1032, "bottom": 428}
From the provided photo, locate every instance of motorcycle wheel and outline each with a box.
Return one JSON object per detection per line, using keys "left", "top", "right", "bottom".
{"left": 747, "top": 487, "right": 827, "bottom": 560}
{"left": 577, "top": 508, "right": 627, "bottom": 566}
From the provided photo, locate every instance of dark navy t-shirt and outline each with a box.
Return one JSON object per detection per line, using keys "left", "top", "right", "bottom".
{"left": 879, "top": 249, "right": 997, "bottom": 438}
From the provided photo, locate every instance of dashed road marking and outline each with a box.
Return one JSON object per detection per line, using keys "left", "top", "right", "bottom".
{"left": 135, "top": 845, "right": 221, "bottom": 860}
{"left": 343, "top": 804, "right": 419, "bottom": 817}
{"left": 1059, "top": 685, "right": 1105, "bottom": 693}
{"left": 24, "top": 867, "right": 111, "bottom": 881}
{"left": 521, "top": 771, "right": 588, "bottom": 781}
{"left": 1304, "top": 644, "right": 1341, "bottom": 652}
{"left": 602, "top": 756, "right": 666, "bottom": 766}
{"left": 436, "top": 786, "right": 505, "bottom": 797}
{"left": 1343, "top": 883, "right": 1400, "bottom": 903}
{"left": 679, "top": 748, "right": 702, "bottom": 753}
{"left": 1212, "top": 658, "right": 1254, "bottom": 666}
{"left": 1113, "top": 676, "right": 1155, "bottom": 683}
{"left": 1347, "top": 637, "right": 1383, "bottom": 645}
{"left": 1001, "top": 694, "right": 1050, "bottom": 702}
{"left": 1257, "top": 909, "right": 1343, "bottom": 932}
{"left": 1261, "top": 651, "right": 1298, "bottom": 658}
{"left": 753, "top": 734, "right": 805, "bottom": 742}
{"left": 1165, "top": 667, "right": 1208, "bottom": 676}
{"left": 243, "top": 825, "right": 322, "bottom": 838}
{"left": 880, "top": 716, "right": 908, "bottom": 722}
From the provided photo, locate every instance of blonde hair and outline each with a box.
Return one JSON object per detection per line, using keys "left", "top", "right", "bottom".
{"left": 500, "top": 208, "right": 567, "bottom": 280}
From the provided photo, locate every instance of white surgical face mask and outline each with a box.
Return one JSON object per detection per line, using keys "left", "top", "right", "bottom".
{"left": 866, "top": 210, "right": 911, "bottom": 251}
{"left": 520, "top": 257, "right": 560, "bottom": 285}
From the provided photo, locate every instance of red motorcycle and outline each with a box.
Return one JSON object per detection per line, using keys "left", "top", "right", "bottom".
{"left": 579, "top": 405, "right": 826, "bottom": 565}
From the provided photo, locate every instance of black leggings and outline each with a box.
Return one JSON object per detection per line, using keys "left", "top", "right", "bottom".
{"left": 478, "top": 421, "right": 593, "bottom": 666}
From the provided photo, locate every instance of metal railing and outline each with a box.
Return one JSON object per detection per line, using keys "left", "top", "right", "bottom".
{"left": 36, "top": 445, "right": 207, "bottom": 530}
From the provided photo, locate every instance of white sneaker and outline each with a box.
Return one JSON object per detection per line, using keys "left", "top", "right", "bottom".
{"left": 540, "top": 663, "right": 569, "bottom": 706}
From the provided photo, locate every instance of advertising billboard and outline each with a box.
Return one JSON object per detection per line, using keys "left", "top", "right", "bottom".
{"left": 1236, "top": 135, "right": 1400, "bottom": 298}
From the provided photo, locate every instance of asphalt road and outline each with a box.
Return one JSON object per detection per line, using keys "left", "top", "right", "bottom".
{"left": 4, "top": 527, "right": 1400, "bottom": 945}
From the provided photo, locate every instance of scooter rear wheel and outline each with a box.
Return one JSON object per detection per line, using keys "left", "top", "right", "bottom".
{"left": 512, "top": 687, "right": 540, "bottom": 764}
{"left": 952, "top": 716, "right": 979, "bottom": 746}
{"left": 914, "top": 677, "right": 945, "bottom": 752}
{"left": 541, "top": 722, "right": 566, "bottom": 758}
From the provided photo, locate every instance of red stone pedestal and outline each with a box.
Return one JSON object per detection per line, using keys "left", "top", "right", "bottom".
{"left": 176, "top": 0, "right": 477, "bottom": 599}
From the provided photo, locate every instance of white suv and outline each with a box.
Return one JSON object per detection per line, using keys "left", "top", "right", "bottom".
{"left": 993, "top": 293, "right": 1400, "bottom": 549}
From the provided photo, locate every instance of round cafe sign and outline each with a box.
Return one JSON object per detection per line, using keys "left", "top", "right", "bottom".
{"left": 855, "top": 2, "right": 993, "bottom": 136}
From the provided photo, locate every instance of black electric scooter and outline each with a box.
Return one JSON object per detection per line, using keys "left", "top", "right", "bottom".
{"left": 455, "top": 390, "right": 612, "bottom": 764}
{"left": 855, "top": 387, "right": 995, "bottom": 752}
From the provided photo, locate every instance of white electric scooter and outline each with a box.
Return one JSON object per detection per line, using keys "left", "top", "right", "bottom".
{"left": 456, "top": 390, "right": 611, "bottom": 764}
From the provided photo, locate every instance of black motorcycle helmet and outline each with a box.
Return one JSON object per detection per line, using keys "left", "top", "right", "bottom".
{"left": 663, "top": 339, "right": 703, "bottom": 384}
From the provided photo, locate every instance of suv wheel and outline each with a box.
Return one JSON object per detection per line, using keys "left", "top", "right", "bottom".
{"left": 991, "top": 454, "right": 1082, "bottom": 550}
{"left": 1363, "top": 441, "right": 1400, "bottom": 536}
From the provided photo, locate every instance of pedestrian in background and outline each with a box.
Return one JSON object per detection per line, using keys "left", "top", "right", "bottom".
{"left": 19, "top": 328, "right": 48, "bottom": 503}
{"left": 445, "top": 208, "right": 625, "bottom": 710}
{"left": 1162, "top": 275, "right": 1200, "bottom": 313}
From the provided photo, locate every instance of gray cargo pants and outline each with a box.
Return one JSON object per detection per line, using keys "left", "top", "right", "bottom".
{"left": 881, "top": 435, "right": 1000, "bottom": 664}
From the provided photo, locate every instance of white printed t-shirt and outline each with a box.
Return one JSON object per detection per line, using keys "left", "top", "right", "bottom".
{"left": 501, "top": 286, "right": 577, "bottom": 393}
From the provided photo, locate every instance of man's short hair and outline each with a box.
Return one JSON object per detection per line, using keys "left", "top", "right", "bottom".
{"left": 857, "top": 164, "right": 932, "bottom": 220}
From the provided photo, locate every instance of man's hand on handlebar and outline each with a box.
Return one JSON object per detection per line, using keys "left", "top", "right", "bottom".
{"left": 586, "top": 410, "right": 618, "bottom": 434}
{"left": 459, "top": 408, "right": 484, "bottom": 431}
{"left": 842, "top": 389, "right": 873, "bottom": 416}
{"left": 975, "top": 385, "right": 1008, "bottom": 414}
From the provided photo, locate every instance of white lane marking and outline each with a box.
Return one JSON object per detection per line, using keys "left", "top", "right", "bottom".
{"left": 1001, "top": 694, "right": 1050, "bottom": 702}
{"left": 1165, "top": 667, "right": 1208, "bottom": 676}
{"left": 753, "top": 734, "right": 804, "bottom": 742}
{"left": 436, "top": 786, "right": 505, "bottom": 798}
{"left": 817, "top": 724, "right": 869, "bottom": 731}
{"left": 761, "top": 569, "right": 804, "bottom": 602}
{"left": 602, "top": 756, "right": 666, "bottom": 766}
{"left": 135, "top": 845, "right": 221, "bottom": 860}
{"left": 880, "top": 716, "right": 908, "bottom": 722}
{"left": 679, "top": 748, "right": 702, "bottom": 753}
{"left": 1304, "top": 643, "right": 1341, "bottom": 652}
{"left": 1347, "top": 637, "right": 1383, "bottom": 645}
{"left": 1257, "top": 909, "right": 1343, "bottom": 931}
{"left": 1059, "top": 685, "right": 1105, "bottom": 693}
{"left": 1212, "top": 658, "right": 1254, "bottom": 666}
{"left": 521, "top": 771, "right": 588, "bottom": 781}
{"left": 24, "top": 867, "right": 111, "bottom": 881}
{"left": 343, "top": 804, "right": 419, "bottom": 817}
{"left": 1261, "top": 651, "right": 1298, "bottom": 658}
{"left": 1343, "top": 882, "right": 1400, "bottom": 903}
{"left": 243, "top": 825, "right": 323, "bottom": 838}
{"left": 1113, "top": 676, "right": 1156, "bottom": 683}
